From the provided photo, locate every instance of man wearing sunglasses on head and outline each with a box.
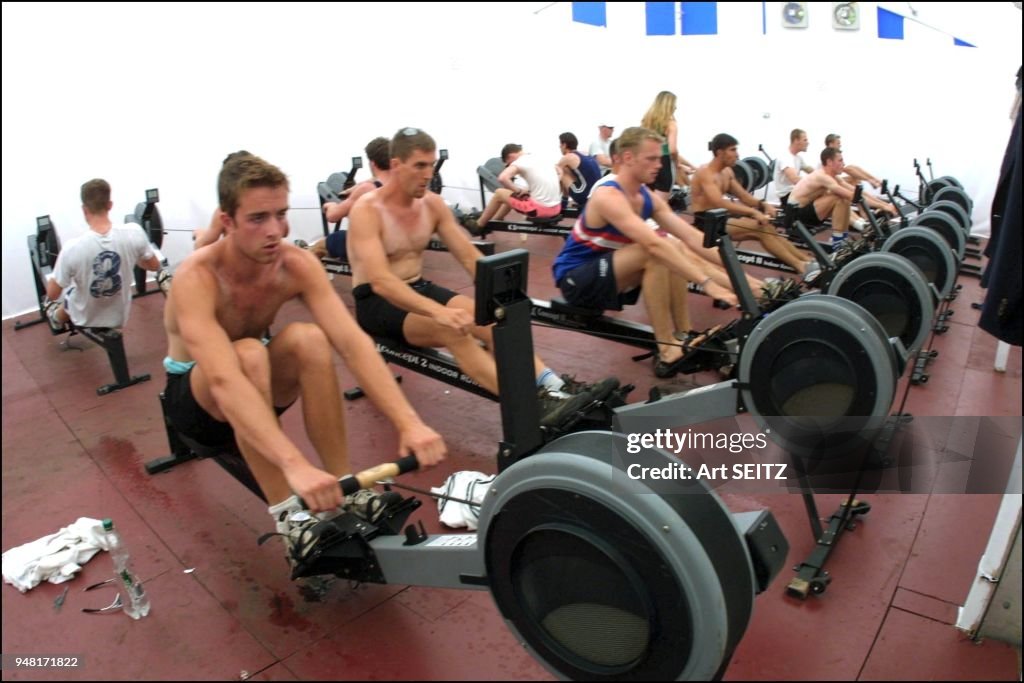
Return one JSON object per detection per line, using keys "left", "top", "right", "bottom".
{"left": 347, "top": 127, "right": 620, "bottom": 428}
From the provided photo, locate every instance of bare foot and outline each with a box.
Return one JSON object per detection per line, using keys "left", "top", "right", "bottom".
{"left": 683, "top": 324, "right": 726, "bottom": 351}
{"left": 706, "top": 281, "right": 738, "bottom": 307}
{"left": 658, "top": 342, "right": 683, "bottom": 366}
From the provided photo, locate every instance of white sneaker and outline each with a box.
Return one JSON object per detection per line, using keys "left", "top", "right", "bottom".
{"left": 276, "top": 510, "right": 321, "bottom": 568}
{"left": 156, "top": 269, "right": 173, "bottom": 295}
{"left": 802, "top": 261, "right": 822, "bottom": 285}
{"left": 44, "top": 299, "right": 68, "bottom": 334}
{"left": 344, "top": 489, "right": 403, "bottom": 524}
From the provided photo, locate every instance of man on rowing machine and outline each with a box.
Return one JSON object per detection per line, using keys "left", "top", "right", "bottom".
{"left": 45, "top": 178, "right": 167, "bottom": 333}
{"left": 589, "top": 137, "right": 768, "bottom": 339}
{"left": 556, "top": 131, "right": 604, "bottom": 212}
{"left": 774, "top": 128, "right": 815, "bottom": 207}
{"left": 462, "top": 142, "right": 564, "bottom": 234}
{"left": 163, "top": 152, "right": 446, "bottom": 570}
{"left": 552, "top": 126, "right": 743, "bottom": 378}
{"left": 347, "top": 127, "right": 619, "bottom": 425}
{"left": 299, "top": 136, "right": 394, "bottom": 261}
{"left": 822, "top": 133, "right": 899, "bottom": 224}
{"left": 824, "top": 133, "right": 882, "bottom": 191}
{"left": 690, "top": 133, "right": 819, "bottom": 281}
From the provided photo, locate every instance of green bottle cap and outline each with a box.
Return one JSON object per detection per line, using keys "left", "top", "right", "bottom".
{"left": 102, "top": 518, "right": 113, "bottom": 531}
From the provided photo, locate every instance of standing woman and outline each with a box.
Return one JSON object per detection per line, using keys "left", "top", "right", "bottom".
{"left": 641, "top": 91, "right": 696, "bottom": 199}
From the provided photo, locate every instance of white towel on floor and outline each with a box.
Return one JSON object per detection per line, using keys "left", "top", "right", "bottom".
{"left": 2, "top": 517, "right": 109, "bottom": 593}
{"left": 431, "top": 471, "right": 495, "bottom": 531}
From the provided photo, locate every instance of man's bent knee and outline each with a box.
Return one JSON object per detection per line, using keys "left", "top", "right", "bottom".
{"left": 275, "top": 322, "right": 332, "bottom": 364}
{"left": 438, "top": 326, "right": 476, "bottom": 349}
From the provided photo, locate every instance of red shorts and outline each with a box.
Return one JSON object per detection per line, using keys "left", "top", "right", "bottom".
{"left": 507, "top": 195, "right": 561, "bottom": 218}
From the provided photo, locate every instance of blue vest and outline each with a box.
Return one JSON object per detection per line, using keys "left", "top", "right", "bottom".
{"left": 553, "top": 181, "right": 654, "bottom": 283}
{"left": 567, "top": 151, "right": 603, "bottom": 209}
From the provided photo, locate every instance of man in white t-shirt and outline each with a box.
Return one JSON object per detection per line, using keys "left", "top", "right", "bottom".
{"left": 588, "top": 124, "right": 614, "bottom": 172}
{"left": 45, "top": 179, "right": 164, "bottom": 332}
{"left": 468, "top": 143, "right": 564, "bottom": 231}
{"left": 773, "top": 128, "right": 815, "bottom": 205}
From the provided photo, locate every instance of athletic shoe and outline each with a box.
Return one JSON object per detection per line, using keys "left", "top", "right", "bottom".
{"left": 802, "top": 261, "right": 822, "bottom": 285}
{"left": 459, "top": 211, "right": 486, "bottom": 236}
{"left": 559, "top": 375, "right": 620, "bottom": 403}
{"left": 44, "top": 299, "right": 68, "bottom": 334}
{"left": 275, "top": 510, "right": 321, "bottom": 569}
{"left": 156, "top": 269, "right": 173, "bottom": 295}
{"left": 344, "top": 488, "right": 404, "bottom": 524}
{"left": 537, "top": 388, "right": 595, "bottom": 429}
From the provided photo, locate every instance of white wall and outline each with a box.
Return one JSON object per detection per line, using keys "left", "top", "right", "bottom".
{"left": 2, "top": 1, "right": 1020, "bottom": 318}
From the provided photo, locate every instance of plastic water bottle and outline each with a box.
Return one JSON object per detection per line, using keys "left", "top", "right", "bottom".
{"left": 102, "top": 519, "right": 151, "bottom": 619}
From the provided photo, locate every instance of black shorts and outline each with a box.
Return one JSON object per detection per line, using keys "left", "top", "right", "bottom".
{"left": 164, "top": 368, "right": 292, "bottom": 449}
{"left": 647, "top": 154, "right": 674, "bottom": 192}
{"left": 790, "top": 201, "right": 824, "bottom": 228}
{"left": 352, "top": 279, "right": 458, "bottom": 344}
{"left": 325, "top": 230, "right": 348, "bottom": 260}
{"left": 556, "top": 253, "right": 641, "bottom": 312}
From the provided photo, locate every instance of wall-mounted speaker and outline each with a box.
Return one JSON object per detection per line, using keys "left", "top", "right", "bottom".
{"left": 782, "top": 2, "right": 808, "bottom": 28}
{"left": 832, "top": 2, "right": 860, "bottom": 30}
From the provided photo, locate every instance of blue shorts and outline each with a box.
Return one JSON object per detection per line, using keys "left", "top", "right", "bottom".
{"left": 325, "top": 230, "right": 348, "bottom": 260}
{"left": 556, "top": 253, "right": 641, "bottom": 312}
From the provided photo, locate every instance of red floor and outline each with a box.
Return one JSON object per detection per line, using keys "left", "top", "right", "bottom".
{"left": 2, "top": 229, "right": 1021, "bottom": 681}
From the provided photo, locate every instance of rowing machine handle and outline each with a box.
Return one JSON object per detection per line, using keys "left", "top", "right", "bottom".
{"left": 338, "top": 455, "right": 420, "bottom": 495}
{"left": 297, "top": 455, "right": 420, "bottom": 509}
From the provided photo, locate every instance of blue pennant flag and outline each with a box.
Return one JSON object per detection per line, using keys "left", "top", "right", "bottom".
{"left": 877, "top": 7, "right": 904, "bottom": 40}
{"left": 572, "top": 2, "right": 607, "bottom": 27}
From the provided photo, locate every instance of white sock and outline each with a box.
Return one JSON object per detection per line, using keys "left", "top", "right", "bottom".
{"left": 537, "top": 368, "right": 567, "bottom": 396}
